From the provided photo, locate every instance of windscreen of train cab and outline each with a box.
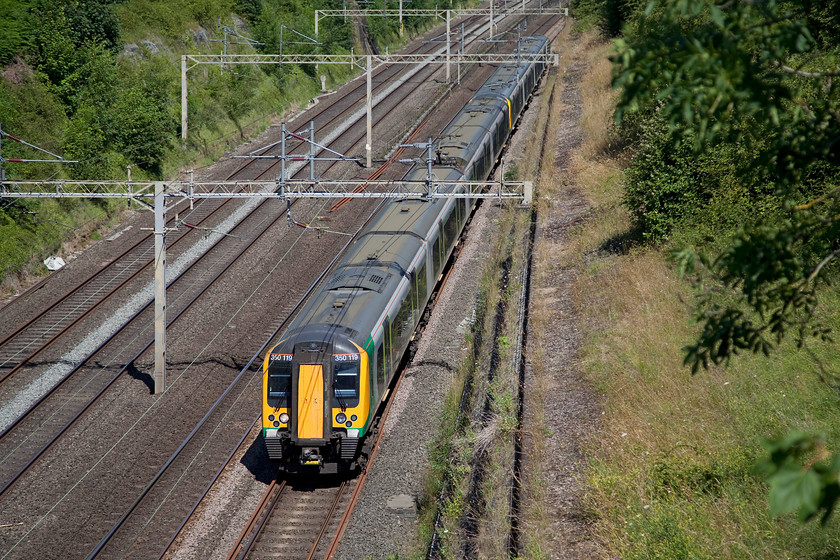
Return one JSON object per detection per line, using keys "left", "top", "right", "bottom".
{"left": 268, "top": 353, "right": 292, "bottom": 406}
{"left": 333, "top": 353, "right": 360, "bottom": 407}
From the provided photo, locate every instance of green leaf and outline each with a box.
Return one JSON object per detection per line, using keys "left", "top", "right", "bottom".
{"left": 768, "top": 466, "right": 822, "bottom": 519}
{"left": 709, "top": 5, "right": 723, "bottom": 28}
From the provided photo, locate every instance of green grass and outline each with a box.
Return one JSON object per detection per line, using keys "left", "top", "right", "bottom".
{"left": 0, "top": 198, "right": 125, "bottom": 293}
{"left": 577, "top": 239, "right": 840, "bottom": 559}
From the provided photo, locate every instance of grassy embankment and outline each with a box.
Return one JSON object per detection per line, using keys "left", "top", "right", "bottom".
{"left": 552, "top": 31, "right": 840, "bottom": 560}
{"left": 0, "top": 0, "right": 452, "bottom": 296}
{"left": 1, "top": 2, "right": 328, "bottom": 293}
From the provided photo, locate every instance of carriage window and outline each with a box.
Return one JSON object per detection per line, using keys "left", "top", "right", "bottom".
{"left": 432, "top": 233, "right": 443, "bottom": 278}
{"left": 415, "top": 261, "right": 427, "bottom": 309}
{"left": 267, "top": 354, "right": 292, "bottom": 405}
{"left": 334, "top": 355, "right": 360, "bottom": 398}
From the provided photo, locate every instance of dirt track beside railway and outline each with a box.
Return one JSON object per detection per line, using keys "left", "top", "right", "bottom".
{"left": 519, "top": 29, "right": 605, "bottom": 559}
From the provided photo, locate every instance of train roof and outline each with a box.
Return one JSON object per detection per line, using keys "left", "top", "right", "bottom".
{"left": 437, "top": 36, "right": 549, "bottom": 167}
{"left": 284, "top": 167, "right": 464, "bottom": 344}
{"left": 277, "top": 36, "right": 550, "bottom": 349}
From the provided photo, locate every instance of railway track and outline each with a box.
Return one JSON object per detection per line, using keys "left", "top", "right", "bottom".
{"left": 0, "top": 41, "right": 459, "bottom": 495}
{"left": 0, "top": 192, "right": 312, "bottom": 498}
{"left": 0, "top": 195, "right": 233, "bottom": 387}
{"left": 0, "top": 0, "right": 535, "bottom": 403}
{"left": 81, "top": 187, "right": 394, "bottom": 559}
{"left": 0, "top": 0, "right": 533, "bottom": 472}
{"left": 229, "top": 479, "right": 354, "bottom": 560}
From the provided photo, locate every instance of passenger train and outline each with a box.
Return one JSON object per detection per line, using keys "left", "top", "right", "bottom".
{"left": 262, "top": 35, "right": 550, "bottom": 472}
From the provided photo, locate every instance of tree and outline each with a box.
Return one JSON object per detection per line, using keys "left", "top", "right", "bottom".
{"left": 613, "top": 0, "right": 840, "bottom": 522}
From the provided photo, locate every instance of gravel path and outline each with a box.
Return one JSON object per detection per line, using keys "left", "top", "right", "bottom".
{"left": 520, "top": 31, "right": 605, "bottom": 559}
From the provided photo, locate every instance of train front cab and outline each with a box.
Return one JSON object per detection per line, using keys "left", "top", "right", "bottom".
{"left": 262, "top": 331, "right": 370, "bottom": 473}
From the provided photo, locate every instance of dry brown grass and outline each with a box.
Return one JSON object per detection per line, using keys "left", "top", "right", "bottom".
{"left": 578, "top": 45, "right": 617, "bottom": 160}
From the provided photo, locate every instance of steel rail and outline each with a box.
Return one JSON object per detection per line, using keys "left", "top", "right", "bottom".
{"left": 156, "top": 415, "right": 262, "bottom": 560}
{"left": 229, "top": 480, "right": 348, "bottom": 560}
{"left": 224, "top": 479, "right": 287, "bottom": 560}
{"left": 307, "top": 482, "right": 349, "bottom": 560}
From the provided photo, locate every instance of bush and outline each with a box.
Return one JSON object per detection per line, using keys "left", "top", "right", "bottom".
{"left": 622, "top": 109, "right": 783, "bottom": 246}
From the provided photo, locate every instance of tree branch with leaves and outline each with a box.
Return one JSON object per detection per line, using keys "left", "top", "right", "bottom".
{"left": 612, "top": 0, "right": 840, "bottom": 523}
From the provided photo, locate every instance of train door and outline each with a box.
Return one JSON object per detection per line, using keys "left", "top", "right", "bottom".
{"left": 291, "top": 343, "right": 331, "bottom": 444}
{"left": 431, "top": 227, "right": 444, "bottom": 281}
{"left": 415, "top": 260, "right": 428, "bottom": 311}
{"left": 382, "top": 316, "right": 394, "bottom": 386}
{"left": 297, "top": 364, "right": 324, "bottom": 439}
{"left": 372, "top": 329, "right": 386, "bottom": 403}
{"left": 392, "top": 282, "right": 413, "bottom": 367}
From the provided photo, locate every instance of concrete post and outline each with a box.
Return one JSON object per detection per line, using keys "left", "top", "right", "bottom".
{"left": 154, "top": 181, "right": 166, "bottom": 394}
{"left": 458, "top": 23, "right": 464, "bottom": 84}
{"left": 310, "top": 120, "right": 315, "bottom": 182}
{"left": 181, "top": 56, "right": 187, "bottom": 144}
{"left": 281, "top": 123, "right": 286, "bottom": 185}
{"left": 366, "top": 55, "right": 372, "bottom": 168}
{"left": 446, "top": 10, "right": 451, "bottom": 83}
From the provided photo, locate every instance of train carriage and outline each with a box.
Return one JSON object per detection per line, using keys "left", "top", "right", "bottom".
{"left": 262, "top": 35, "right": 550, "bottom": 472}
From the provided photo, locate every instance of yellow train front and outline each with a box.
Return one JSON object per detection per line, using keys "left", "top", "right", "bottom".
{"left": 262, "top": 325, "right": 371, "bottom": 473}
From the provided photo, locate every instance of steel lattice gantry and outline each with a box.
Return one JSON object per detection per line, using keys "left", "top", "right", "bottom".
{"left": 313, "top": 5, "right": 567, "bottom": 38}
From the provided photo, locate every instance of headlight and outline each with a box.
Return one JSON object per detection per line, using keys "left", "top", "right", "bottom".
{"left": 350, "top": 414, "right": 358, "bottom": 421}
{"left": 268, "top": 414, "right": 275, "bottom": 422}
{"left": 273, "top": 421, "right": 280, "bottom": 427}
{"left": 336, "top": 412, "right": 347, "bottom": 424}
{"left": 279, "top": 413, "right": 289, "bottom": 424}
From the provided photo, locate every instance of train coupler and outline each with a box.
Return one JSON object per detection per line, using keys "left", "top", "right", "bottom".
{"left": 300, "top": 447, "right": 322, "bottom": 467}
